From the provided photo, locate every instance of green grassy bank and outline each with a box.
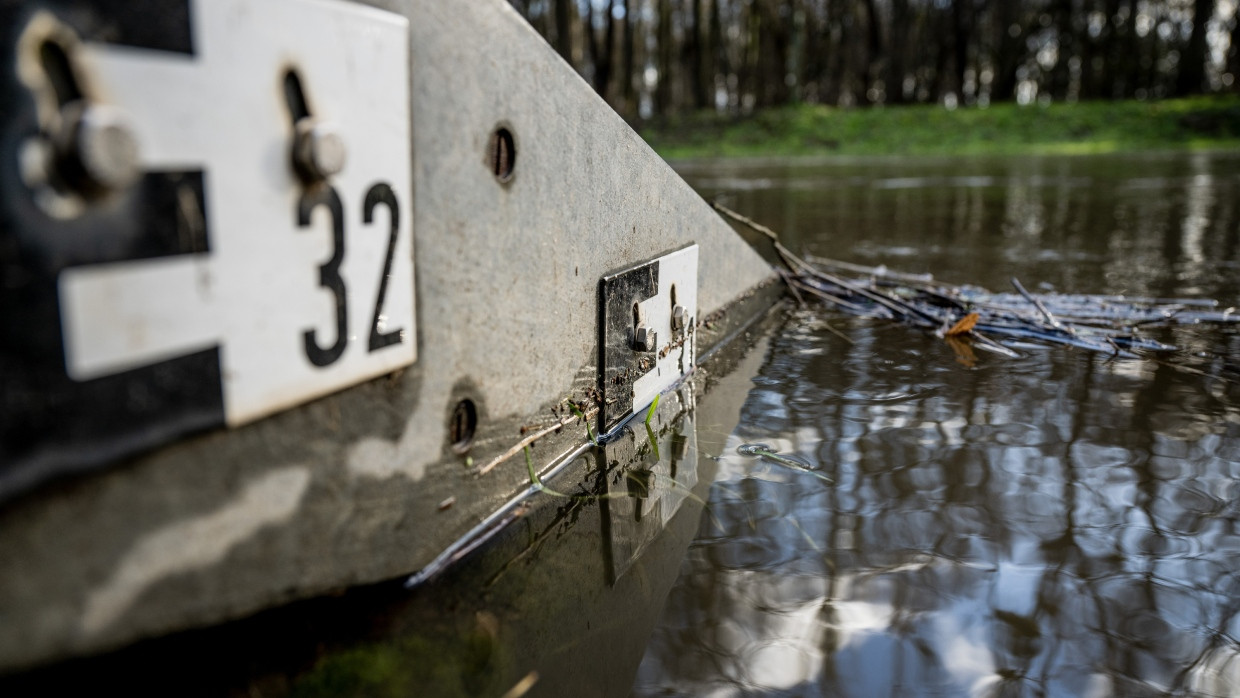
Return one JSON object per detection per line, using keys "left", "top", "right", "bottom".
{"left": 639, "top": 96, "right": 1240, "bottom": 159}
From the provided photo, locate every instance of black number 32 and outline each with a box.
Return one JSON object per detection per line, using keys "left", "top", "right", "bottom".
{"left": 297, "top": 182, "right": 405, "bottom": 368}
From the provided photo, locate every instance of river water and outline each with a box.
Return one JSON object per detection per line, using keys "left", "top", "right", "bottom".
{"left": 634, "top": 151, "right": 1240, "bottom": 697}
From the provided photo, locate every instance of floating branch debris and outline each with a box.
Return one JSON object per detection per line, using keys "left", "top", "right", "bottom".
{"left": 713, "top": 202, "right": 1239, "bottom": 359}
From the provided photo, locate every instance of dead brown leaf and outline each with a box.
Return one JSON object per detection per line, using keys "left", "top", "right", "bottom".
{"left": 945, "top": 312, "right": 980, "bottom": 336}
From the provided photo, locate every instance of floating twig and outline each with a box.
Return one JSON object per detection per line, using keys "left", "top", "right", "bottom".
{"left": 1012, "top": 276, "right": 1066, "bottom": 332}
{"left": 711, "top": 201, "right": 1240, "bottom": 361}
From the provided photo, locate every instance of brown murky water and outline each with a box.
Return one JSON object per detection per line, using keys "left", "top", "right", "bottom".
{"left": 634, "top": 151, "right": 1240, "bottom": 697}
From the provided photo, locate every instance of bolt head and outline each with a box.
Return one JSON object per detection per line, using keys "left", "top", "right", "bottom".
{"left": 634, "top": 326, "right": 658, "bottom": 353}
{"left": 671, "top": 305, "right": 686, "bottom": 330}
{"left": 57, "top": 102, "right": 141, "bottom": 194}
{"left": 294, "top": 118, "right": 346, "bottom": 181}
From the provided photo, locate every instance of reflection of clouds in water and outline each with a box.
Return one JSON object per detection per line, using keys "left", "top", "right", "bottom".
{"left": 1188, "top": 647, "right": 1240, "bottom": 697}
{"left": 640, "top": 152, "right": 1240, "bottom": 696}
{"left": 636, "top": 296, "right": 1240, "bottom": 695}
{"left": 934, "top": 608, "right": 999, "bottom": 698}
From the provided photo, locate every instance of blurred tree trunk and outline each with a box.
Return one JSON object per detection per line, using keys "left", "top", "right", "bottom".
{"left": 655, "top": 0, "right": 673, "bottom": 113}
{"left": 1095, "top": 0, "right": 1123, "bottom": 98}
{"left": 603, "top": 1, "right": 617, "bottom": 100}
{"left": 1121, "top": 0, "right": 1141, "bottom": 96}
{"left": 751, "top": 0, "right": 768, "bottom": 106}
{"left": 755, "top": 0, "right": 793, "bottom": 106}
{"left": 885, "top": 0, "right": 909, "bottom": 103}
{"left": 585, "top": 0, "right": 618, "bottom": 100}
{"left": 930, "top": 5, "right": 950, "bottom": 100}
{"left": 740, "top": 2, "right": 759, "bottom": 109}
{"left": 1230, "top": 9, "right": 1240, "bottom": 92}
{"left": 709, "top": 0, "right": 728, "bottom": 108}
{"left": 686, "top": 0, "right": 710, "bottom": 109}
{"left": 585, "top": 3, "right": 598, "bottom": 85}
{"left": 821, "top": 0, "right": 845, "bottom": 104}
{"left": 621, "top": 0, "right": 636, "bottom": 116}
{"left": 1049, "top": 0, "right": 1074, "bottom": 100}
{"left": 787, "top": 0, "right": 805, "bottom": 102}
{"left": 990, "top": 0, "right": 1022, "bottom": 101}
{"left": 1147, "top": 12, "right": 1169, "bottom": 95}
{"left": 951, "top": 0, "right": 973, "bottom": 100}
{"left": 801, "top": 0, "right": 823, "bottom": 103}
{"left": 554, "top": 0, "right": 573, "bottom": 64}
{"left": 860, "top": 0, "right": 882, "bottom": 103}
{"left": 1077, "top": 0, "right": 1100, "bottom": 99}
{"left": 1175, "top": 0, "right": 1214, "bottom": 96}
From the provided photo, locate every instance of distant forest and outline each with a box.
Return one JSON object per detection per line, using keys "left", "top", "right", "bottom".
{"left": 506, "top": 0, "right": 1240, "bottom": 119}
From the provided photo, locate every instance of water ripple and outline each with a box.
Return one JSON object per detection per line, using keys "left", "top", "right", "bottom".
{"left": 636, "top": 152, "right": 1240, "bottom": 698}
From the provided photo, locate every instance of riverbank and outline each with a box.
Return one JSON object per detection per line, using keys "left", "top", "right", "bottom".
{"left": 640, "top": 96, "right": 1240, "bottom": 159}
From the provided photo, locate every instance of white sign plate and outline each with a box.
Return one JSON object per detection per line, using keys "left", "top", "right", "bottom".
{"left": 57, "top": 0, "right": 416, "bottom": 426}
{"left": 599, "top": 245, "right": 698, "bottom": 434}
{"left": 631, "top": 246, "right": 698, "bottom": 415}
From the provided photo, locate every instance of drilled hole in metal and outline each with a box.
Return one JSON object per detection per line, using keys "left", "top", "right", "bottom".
{"left": 488, "top": 127, "right": 515, "bottom": 182}
{"left": 450, "top": 399, "right": 478, "bottom": 454}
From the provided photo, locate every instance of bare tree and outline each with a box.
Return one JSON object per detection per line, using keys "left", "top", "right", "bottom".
{"left": 885, "top": 0, "right": 911, "bottom": 103}
{"left": 1230, "top": 9, "right": 1240, "bottom": 92}
{"left": 1176, "top": 0, "right": 1215, "bottom": 96}
{"left": 510, "top": 0, "right": 1227, "bottom": 119}
{"left": 554, "top": 0, "right": 574, "bottom": 63}
{"left": 585, "top": 0, "right": 619, "bottom": 100}
{"left": 655, "top": 0, "right": 674, "bottom": 113}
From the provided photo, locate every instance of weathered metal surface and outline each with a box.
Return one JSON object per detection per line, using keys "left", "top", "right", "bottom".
{"left": 0, "top": 0, "right": 775, "bottom": 672}
{"left": 598, "top": 245, "right": 698, "bottom": 434}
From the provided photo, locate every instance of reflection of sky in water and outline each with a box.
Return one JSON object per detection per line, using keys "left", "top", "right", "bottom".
{"left": 636, "top": 153, "right": 1240, "bottom": 697}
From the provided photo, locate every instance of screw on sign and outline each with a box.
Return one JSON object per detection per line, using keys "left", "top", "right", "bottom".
{"left": 633, "top": 326, "right": 658, "bottom": 353}
{"left": 56, "top": 102, "right": 142, "bottom": 196}
{"left": 671, "top": 304, "right": 686, "bottom": 331}
{"left": 293, "top": 118, "right": 347, "bottom": 182}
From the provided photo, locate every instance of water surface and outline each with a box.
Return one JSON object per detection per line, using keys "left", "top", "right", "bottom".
{"left": 635, "top": 151, "right": 1240, "bottom": 697}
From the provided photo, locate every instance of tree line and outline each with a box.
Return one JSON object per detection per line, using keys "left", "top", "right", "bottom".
{"left": 506, "top": 0, "right": 1240, "bottom": 120}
